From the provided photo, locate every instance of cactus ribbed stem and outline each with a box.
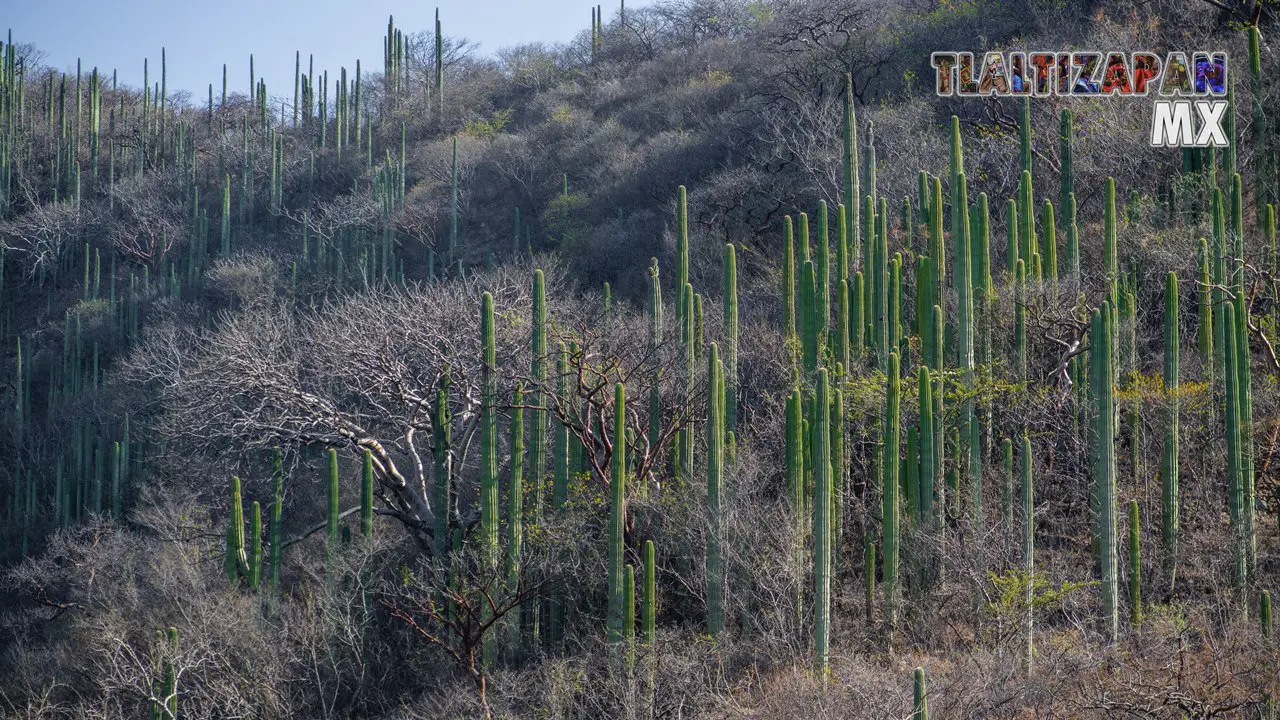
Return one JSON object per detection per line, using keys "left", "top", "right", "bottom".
{"left": 1092, "top": 303, "right": 1118, "bottom": 643}
{"left": 918, "top": 367, "right": 934, "bottom": 525}
{"left": 883, "top": 353, "right": 901, "bottom": 635}
{"left": 813, "top": 368, "right": 832, "bottom": 676}
{"left": 249, "top": 501, "right": 262, "bottom": 589}
{"left": 706, "top": 344, "right": 725, "bottom": 638}
{"left": 724, "top": 245, "right": 739, "bottom": 433}
{"left": 479, "top": 293, "right": 498, "bottom": 665}
{"left": 913, "top": 667, "right": 928, "bottom": 720}
{"left": 607, "top": 383, "right": 627, "bottom": 644}
{"left": 642, "top": 539, "right": 656, "bottom": 644}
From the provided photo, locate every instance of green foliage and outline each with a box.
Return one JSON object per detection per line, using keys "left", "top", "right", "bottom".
{"left": 462, "top": 108, "right": 513, "bottom": 140}
{"left": 987, "top": 570, "right": 1095, "bottom": 620}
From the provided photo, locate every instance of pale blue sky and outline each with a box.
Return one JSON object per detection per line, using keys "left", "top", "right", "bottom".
{"left": 5, "top": 0, "right": 641, "bottom": 102}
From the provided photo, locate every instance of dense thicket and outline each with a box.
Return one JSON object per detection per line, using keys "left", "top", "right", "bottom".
{"left": 1, "top": 1, "right": 1278, "bottom": 718}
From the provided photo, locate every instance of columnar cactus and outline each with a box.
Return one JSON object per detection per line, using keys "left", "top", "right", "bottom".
{"left": 883, "top": 352, "right": 901, "bottom": 634}
{"left": 852, "top": 271, "right": 865, "bottom": 361}
{"left": 249, "top": 501, "right": 262, "bottom": 588}
{"left": 1162, "top": 272, "right": 1179, "bottom": 592}
{"left": 918, "top": 367, "right": 934, "bottom": 525}
{"left": 1232, "top": 291, "right": 1255, "bottom": 580}
{"left": 643, "top": 539, "right": 656, "bottom": 644}
{"left": 607, "top": 382, "right": 627, "bottom": 644}
{"left": 1020, "top": 170, "right": 1039, "bottom": 280}
{"left": 532, "top": 270, "right": 548, "bottom": 515}
{"left": 480, "top": 293, "right": 498, "bottom": 664}
{"left": 913, "top": 666, "right": 928, "bottom": 720}
{"left": 802, "top": 261, "right": 819, "bottom": 377}
{"left": 724, "top": 245, "right": 739, "bottom": 433}
{"left": 706, "top": 344, "right": 725, "bottom": 638}
{"left": 647, "top": 261, "right": 662, "bottom": 481}
{"left": 813, "top": 367, "right": 832, "bottom": 676}
{"left": 1092, "top": 302, "right": 1118, "bottom": 643}
{"left": 786, "top": 388, "right": 804, "bottom": 515}
{"left": 1015, "top": 259, "right": 1027, "bottom": 384}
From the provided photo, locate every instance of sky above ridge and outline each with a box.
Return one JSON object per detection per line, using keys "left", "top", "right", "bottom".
{"left": 5, "top": 0, "right": 643, "bottom": 101}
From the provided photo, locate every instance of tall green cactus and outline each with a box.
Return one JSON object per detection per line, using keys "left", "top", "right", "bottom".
{"left": 883, "top": 352, "right": 901, "bottom": 634}
{"left": 706, "top": 343, "right": 725, "bottom": 638}
{"left": 1015, "top": 259, "right": 1028, "bottom": 384}
{"left": 1233, "top": 290, "right": 1255, "bottom": 582}
{"left": 249, "top": 501, "right": 262, "bottom": 588}
{"left": 360, "top": 449, "right": 374, "bottom": 538}
{"left": 1019, "top": 170, "right": 1039, "bottom": 281}
{"left": 607, "top": 382, "right": 627, "bottom": 644}
{"left": 724, "top": 245, "right": 739, "bottom": 433}
{"left": 532, "top": 270, "right": 548, "bottom": 517}
{"left": 918, "top": 367, "right": 934, "bottom": 525}
{"left": 851, "top": 271, "right": 865, "bottom": 361}
{"left": 802, "top": 260, "right": 819, "bottom": 377}
{"left": 1162, "top": 272, "right": 1179, "bottom": 592}
{"left": 225, "top": 476, "right": 246, "bottom": 584}
{"left": 479, "top": 293, "right": 498, "bottom": 665}
{"left": 913, "top": 667, "right": 928, "bottom": 720}
{"left": 643, "top": 539, "right": 656, "bottom": 644}
{"left": 813, "top": 367, "right": 832, "bottom": 676}
{"left": 1092, "top": 302, "right": 1118, "bottom": 643}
